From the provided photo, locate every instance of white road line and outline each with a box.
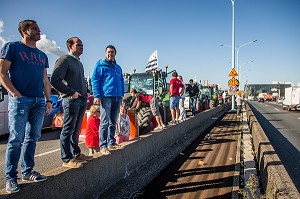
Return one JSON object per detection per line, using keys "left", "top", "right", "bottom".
{"left": 35, "top": 141, "right": 85, "bottom": 158}
{"left": 274, "top": 108, "right": 280, "bottom": 111}
{"left": 35, "top": 148, "right": 60, "bottom": 157}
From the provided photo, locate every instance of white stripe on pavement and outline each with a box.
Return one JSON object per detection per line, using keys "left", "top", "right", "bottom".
{"left": 34, "top": 141, "right": 85, "bottom": 157}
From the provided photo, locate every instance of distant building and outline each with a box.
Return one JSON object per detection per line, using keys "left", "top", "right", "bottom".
{"left": 244, "top": 82, "right": 292, "bottom": 99}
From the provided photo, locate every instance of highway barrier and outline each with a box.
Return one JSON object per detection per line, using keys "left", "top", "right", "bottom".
{"left": 0, "top": 104, "right": 230, "bottom": 199}
{"left": 245, "top": 102, "right": 300, "bottom": 199}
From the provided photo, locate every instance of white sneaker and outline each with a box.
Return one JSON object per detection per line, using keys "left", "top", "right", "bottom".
{"left": 154, "top": 126, "right": 163, "bottom": 130}
{"left": 162, "top": 125, "right": 166, "bottom": 129}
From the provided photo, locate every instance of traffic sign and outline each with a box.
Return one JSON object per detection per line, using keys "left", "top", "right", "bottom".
{"left": 228, "top": 68, "right": 238, "bottom": 76}
{"left": 228, "top": 76, "right": 239, "bottom": 86}
{"left": 229, "top": 85, "right": 238, "bottom": 95}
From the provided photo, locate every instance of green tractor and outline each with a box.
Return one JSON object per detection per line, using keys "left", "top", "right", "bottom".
{"left": 123, "top": 67, "right": 174, "bottom": 135}
{"left": 200, "top": 84, "right": 220, "bottom": 109}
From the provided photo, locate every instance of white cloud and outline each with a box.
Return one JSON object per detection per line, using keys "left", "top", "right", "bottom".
{"left": 0, "top": 19, "right": 65, "bottom": 57}
{"left": 37, "top": 34, "right": 65, "bottom": 57}
{"left": 0, "top": 19, "right": 8, "bottom": 47}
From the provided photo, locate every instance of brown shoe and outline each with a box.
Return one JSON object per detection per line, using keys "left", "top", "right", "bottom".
{"left": 100, "top": 148, "right": 111, "bottom": 155}
{"left": 108, "top": 144, "right": 124, "bottom": 150}
{"left": 75, "top": 154, "right": 93, "bottom": 162}
{"left": 62, "top": 160, "right": 83, "bottom": 168}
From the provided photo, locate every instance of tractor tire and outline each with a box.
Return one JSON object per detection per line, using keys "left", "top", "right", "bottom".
{"left": 137, "top": 107, "right": 153, "bottom": 135}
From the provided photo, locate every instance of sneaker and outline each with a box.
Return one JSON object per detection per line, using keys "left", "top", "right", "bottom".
{"left": 22, "top": 171, "right": 47, "bottom": 182}
{"left": 108, "top": 144, "right": 124, "bottom": 150}
{"left": 154, "top": 126, "right": 163, "bottom": 130}
{"left": 75, "top": 153, "right": 93, "bottom": 162}
{"left": 100, "top": 148, "right": 111, "bottom": 155}
{"left": 6, "top": 179, "right": 20, "bottom": 193}
{"left": 169, "top": 120, "right": 176, "bottom": 125}
{"left": 63, "top": 159, "right": 83, "bottom": 168}
{"left": 162, "top": 125, "right": 166, "bottom": 129}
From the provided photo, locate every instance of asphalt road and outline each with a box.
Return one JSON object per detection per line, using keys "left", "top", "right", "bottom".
{"left": 0, "top": 129, "right": 90, "bottom": 190}
{"left": 248, "top": 101, "right": 300, "bottom": 191}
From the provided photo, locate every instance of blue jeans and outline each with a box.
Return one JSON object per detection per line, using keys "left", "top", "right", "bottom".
{"left": 99, "top": 97, "right": 122, "bottom": 149}
{"left": 5, "top": 97, "right": 46, "bottom": 181}
{"left": 60, "top": 97, "right": 87, "bottom": 162}
{"left": 170, "top": 95, "right": 180, "bottom": 109}
{"left": 190, "top": 96, "right": 197, "bottom": 115}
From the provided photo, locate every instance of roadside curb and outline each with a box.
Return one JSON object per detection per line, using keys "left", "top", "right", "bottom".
{"left": 245, "top": 102, "right": 300, "bottom": 199}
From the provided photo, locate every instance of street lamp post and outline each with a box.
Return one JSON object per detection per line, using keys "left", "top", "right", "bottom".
{"left": 230, "top": 0, "right": 235, "bottom": 110}
{"left": 239, "top": 60, "right": 254, "bottom": 90}
{"left": 220, "top": 39, "right": 257, "bottom": 88}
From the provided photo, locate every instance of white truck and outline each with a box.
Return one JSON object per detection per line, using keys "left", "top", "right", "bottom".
{"left": 282, "top": 86, "right": 300, "bottom": 111}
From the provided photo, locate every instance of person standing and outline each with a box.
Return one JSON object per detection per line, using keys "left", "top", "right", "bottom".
{"left": 0, "top": 20, "right": 52, "bottom": 193}
{"left": 236, "top": 91, "right": 243, "bottom": 117}
{"left": 186, "top": 79, "right": 199, "bottom": 115}
{"left": 178, "top": 75, "right": 186, "bottom": 122}
{"left": 115, "top": 104, "right": 130, "bottom": 144}
{"left": 51, "top": 37, "right": 92, "bottom": 169}
{"left": 130, "top": 88, "right": 166, "bottom": 130}
{"left": 85, "top": 105, "right": 101, "bottom": 156}
{"left": 169, "top": 72, "right": 184, "bottom": 124}
{"left": 91, "top": 45, "right": 124, "bottom": 156}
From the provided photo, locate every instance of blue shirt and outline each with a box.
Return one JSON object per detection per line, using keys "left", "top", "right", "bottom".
{"left": 0, "top": 41, "right": 49, "bottom": 97}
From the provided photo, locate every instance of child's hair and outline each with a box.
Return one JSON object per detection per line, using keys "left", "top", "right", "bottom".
{"left": 120, "top": 104, "right": 127, "bottom": 114}
{"left": 89, "top": 104, "right": 100, "bottom": 115}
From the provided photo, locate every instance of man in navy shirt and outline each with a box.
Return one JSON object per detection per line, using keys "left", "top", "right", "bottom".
{"left": 0, "top": 20, "right": 52, "bottom": 193}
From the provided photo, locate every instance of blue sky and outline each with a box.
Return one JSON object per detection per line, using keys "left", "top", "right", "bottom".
{"left": 1, "top": 0, "right": 299, "bottom": 90}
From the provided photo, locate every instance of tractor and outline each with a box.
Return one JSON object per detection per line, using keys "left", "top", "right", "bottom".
{"left": 123, "top": 67, "right": 174, "bottom": 135}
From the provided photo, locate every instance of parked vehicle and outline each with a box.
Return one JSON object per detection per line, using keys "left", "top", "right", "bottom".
{"left": 258, "top": 97, "right": 264, "bottom": 103}
{"left": 123, "top": 67, "right": 173, "bottom": 135}
{"left": 282, "top": 86, "right": 300, "bottom": 111}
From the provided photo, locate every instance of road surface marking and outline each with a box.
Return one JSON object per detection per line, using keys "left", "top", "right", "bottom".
{"left": 274, "top": 108, "right": 280, "bottom": 111}
{"left": 35, "top": 141, "right": 84, "bottom": 157}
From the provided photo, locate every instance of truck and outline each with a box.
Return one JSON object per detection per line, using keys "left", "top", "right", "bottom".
{"left": 282, "top": 86, "right": 300, "bottom": 111}
{"left": 123, "top": 66, "right": 173, "bottom": 135}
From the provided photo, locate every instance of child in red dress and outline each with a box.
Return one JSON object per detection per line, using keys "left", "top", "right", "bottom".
{"left": 85, "top": 105, "right": 100, "bottom": 156}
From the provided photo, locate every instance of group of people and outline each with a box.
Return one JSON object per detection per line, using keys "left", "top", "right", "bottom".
{"left": 0, "top": 19, "right": 203, "bottom": 194}
{"left": 85, "top": 103, "right": 130, "bottom": 156}
{"left": 0, "top": 20, "right": 126, "bottom": 194}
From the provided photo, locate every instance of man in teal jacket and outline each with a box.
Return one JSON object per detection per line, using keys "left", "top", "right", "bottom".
{"left": 91, "top": 45, "right": 124, "bottom": 155}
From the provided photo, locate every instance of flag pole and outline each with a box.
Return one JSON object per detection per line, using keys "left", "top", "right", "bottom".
{"left": 154, "top": 50, "right": 157, "bottom": 97}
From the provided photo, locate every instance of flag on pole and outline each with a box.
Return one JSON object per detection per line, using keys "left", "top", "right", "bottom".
{"left": 145, "top": 50, "right": 158, "bottom": 72}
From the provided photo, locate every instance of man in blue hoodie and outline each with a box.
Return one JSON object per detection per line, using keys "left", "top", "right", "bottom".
{"left": 91, "top": 45, "right": 124, "bottom": 155}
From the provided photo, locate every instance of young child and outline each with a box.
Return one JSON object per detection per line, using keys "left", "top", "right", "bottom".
{"left": 115, "top": 104, "right": 130, "bottom": 144}
{"left": 85, "top": 105, "right": 100, "bottom": 156}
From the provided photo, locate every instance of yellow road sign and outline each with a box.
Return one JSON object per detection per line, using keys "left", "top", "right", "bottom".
{"left": 228, "top": 76, "right": 239, "bottom": 86}
{"left": 228, "top": 68, "right": 238, "bottom": 76}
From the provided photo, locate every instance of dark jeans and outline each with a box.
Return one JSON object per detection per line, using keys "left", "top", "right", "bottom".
{"left": 60, "top": 97, "right": 87, "bottom": 162}
{"left": 190, "top": 96, "right": 197, "bottom": 115}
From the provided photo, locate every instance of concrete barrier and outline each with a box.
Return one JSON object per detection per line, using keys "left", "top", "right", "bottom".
{"left": 245, "top": 102, "right": 300, "bottom": 199}
{"left": 0, "top": 104, "right": 230, "bottom": 199}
